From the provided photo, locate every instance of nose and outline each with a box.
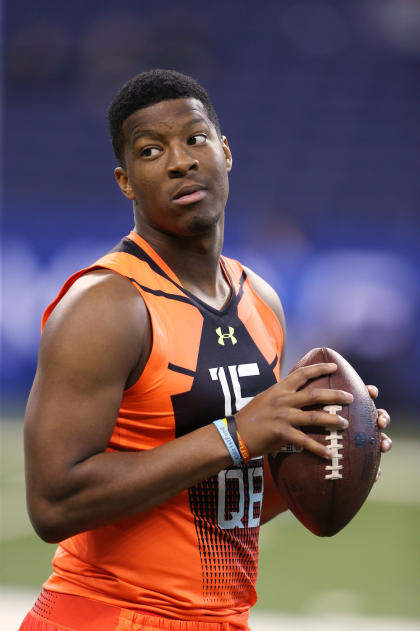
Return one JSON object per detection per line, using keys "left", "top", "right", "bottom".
{"left": 167, "top": 143, "right": 198, "bottom": 178}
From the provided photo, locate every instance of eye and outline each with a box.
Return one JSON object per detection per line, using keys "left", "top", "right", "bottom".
{"left": 140, "top": 146, "right": 162, "bottom": 159}
{"left": 189, "top": 133, "right": 207, "bottom": 146}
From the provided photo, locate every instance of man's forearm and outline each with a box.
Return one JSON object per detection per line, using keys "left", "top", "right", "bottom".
{"left": 27, "top": 423, "right": 232, "bottom": 543}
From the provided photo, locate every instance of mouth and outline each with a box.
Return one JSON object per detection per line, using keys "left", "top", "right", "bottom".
{"left": 172, "top": 184, "right": 208, "bottom": 206}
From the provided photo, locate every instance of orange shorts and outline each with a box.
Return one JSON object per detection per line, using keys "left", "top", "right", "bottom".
{"left": 19, "top": 590, "right": 250, "bottom": 631}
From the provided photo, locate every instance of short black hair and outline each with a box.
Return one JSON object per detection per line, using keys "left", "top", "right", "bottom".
{"left": 107, "top": 68, "right": 222, "bottom": 165}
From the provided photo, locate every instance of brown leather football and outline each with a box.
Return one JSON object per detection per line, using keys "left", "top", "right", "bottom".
{"left": 268, "top": 347, "right": 381, "bottom": 536}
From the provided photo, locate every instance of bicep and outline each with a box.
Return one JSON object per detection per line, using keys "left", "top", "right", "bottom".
{"left": 24, "top": 272, "right": 147, "bottom": 499}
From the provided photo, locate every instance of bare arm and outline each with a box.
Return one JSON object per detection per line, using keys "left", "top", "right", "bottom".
{"left": 25, "top": 270, "right": 232, "bottom": 542}
{"left": 25, "top": 268, "right": 351, "bottom": 542}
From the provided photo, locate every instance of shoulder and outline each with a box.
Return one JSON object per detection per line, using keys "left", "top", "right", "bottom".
{"left": 41, "top": 269, "right": 150, "bottom": 383}
{"left": 48, "top": 268, "right": 146, "bottom": 326}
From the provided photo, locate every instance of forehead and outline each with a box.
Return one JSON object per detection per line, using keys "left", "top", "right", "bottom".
{"left": 123, "top": 98, "right": 212, "bottom": 141}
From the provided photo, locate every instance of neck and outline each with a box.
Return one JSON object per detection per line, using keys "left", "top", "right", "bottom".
{"left": 133, "top": 220, "right": 226, "bottom": 296}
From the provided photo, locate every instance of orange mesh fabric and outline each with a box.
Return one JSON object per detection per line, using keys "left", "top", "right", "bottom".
{"left": 40, "top": 231, "right": 283, "bottom": 624}
{"left": 19, "top": 590, "right": 250, "bottom": 630}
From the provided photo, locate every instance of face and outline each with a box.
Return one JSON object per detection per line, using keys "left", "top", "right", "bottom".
{"left": 114, "top": 98, "right": 232, "bottom": 238}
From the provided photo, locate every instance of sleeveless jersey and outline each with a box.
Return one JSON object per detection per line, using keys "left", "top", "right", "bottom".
{"left": 42, "top": 231, "right": 283, "bottom": 625}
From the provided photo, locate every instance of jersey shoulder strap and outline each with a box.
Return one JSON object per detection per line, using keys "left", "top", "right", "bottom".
{"left": 41, "top": 231, "right": 187, "bottom": 331}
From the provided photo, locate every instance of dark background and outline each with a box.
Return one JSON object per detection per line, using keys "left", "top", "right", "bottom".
{"left": 2, "top": 0, "right": 420, "bottom": 424}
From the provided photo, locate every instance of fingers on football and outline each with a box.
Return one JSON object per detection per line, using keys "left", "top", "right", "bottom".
{"left": 286, "top": 428, "right": 332, "bottom": 460}
{"left": 376, "top": 408, "right": 391, "bottom": 429}
{"left": 284, "top": 363, "right": 338, "bottom": 391}
{"left": 380, "top": 431, "right": 392, "bottom": 452}
{"left": 286, "top": 387, "right": 353, "bottom": 409}
{"left": 366, "top": 384, "right": 379, "bottom": 399}
{"left": 289, "top": 408, "right": 348, "bottom": 430}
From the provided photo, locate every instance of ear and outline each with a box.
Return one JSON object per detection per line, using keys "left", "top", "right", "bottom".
{"left": 114, "top": 167, "right": 136, "bottom": 200}
{"left": 221, "top": 136, "right": 232, "bottom": 173}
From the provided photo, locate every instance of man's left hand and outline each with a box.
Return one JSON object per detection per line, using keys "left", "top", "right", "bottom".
{"left": 366, "top": 384, "right": 392, "bottom": 482}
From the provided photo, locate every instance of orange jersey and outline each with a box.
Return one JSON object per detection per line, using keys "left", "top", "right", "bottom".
{"left": 41, "top": 231, "right": 283, "bottom": 626}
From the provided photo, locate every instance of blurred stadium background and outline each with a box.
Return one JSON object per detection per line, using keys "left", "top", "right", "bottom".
{"left": 1, "top": 0, "right": 420, "bottom": 628}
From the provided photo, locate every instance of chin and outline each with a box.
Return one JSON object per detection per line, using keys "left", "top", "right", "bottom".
{"left": 187, "top": 210, "right": 221, "bottom": 235}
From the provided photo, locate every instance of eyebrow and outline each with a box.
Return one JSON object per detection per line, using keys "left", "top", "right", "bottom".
{"left": 130, "top": 116, "right": 208, "bottom": 147}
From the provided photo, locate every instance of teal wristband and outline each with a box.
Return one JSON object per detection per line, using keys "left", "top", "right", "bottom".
{"left": 213, "top": 418, "right": 242, "bottom": 466}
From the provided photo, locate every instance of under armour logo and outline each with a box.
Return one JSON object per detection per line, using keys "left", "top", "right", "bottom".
{"left": 216, "top": 326, "right": 237, "bottom": 346}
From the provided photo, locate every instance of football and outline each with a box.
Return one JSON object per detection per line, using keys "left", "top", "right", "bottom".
{"left": 268, "top": 347, "right": 381, "bottom": 536}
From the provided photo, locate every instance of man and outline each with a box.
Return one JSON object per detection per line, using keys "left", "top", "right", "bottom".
{"left": 20, "top": 69, "right": 391, "bottom": 631}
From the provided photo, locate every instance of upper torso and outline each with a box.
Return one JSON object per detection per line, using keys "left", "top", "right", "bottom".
{"left": 42, "top": 230, "right": 283, "bottom": 623}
